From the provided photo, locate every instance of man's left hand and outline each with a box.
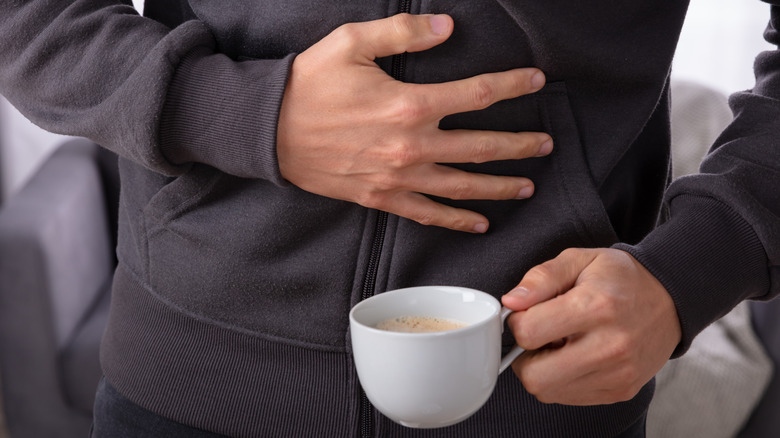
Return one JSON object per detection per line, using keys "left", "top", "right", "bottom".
{"left": 502, "top": 248, "right": 681, "bottom": 405}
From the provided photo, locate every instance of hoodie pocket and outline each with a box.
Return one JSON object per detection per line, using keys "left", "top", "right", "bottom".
{"left": 539, "top": 82, "right": 619, "bottom": 247}
{"left": 384, "top": 81, "right": 619, "bottom": 296}
{"left": 141, "top": 162, "right": 366, "bottom": 349}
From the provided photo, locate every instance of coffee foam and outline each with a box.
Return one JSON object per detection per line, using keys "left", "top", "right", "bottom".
{"left": 375, "top": 315, "right": 468, "bottom": 333}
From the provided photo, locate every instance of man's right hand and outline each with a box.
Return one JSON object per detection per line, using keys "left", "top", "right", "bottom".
{"left": 277, "top": 13, "right": 552, "bottom": 233}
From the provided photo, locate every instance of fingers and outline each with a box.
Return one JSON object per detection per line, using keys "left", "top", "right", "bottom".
{"left": 502, "top": 248, "right": 600, "bottom": 349}
{"left": 360, "top": 160, "right": 542, "bottom": 233}
{"left": 377, "top": 191, "right": 492, "bottom": 233}
{"left": 354, "top": 163, "right": 538, "bottom": 233}
{"left": 506, "top": 286, "right": 599, "bottom": 350}
{"left": 426, "top": 130, "right": 553, "bottom": 164}
{"left": 370, "top": 129, "right": 551, "bottom": 203}
{"left": 513, "top": 333, "right": 645, "bottom": 405}
{"left": 334, "top": 14, "right": 545, "bottom": 118}
{"left": 361, "top": 166, "right": 531, "bottom": 233}
{"left": 408, "top": 164, "right": 536, "bottom": 201}
{"left": 502, "top": 248, "right": 680, "bottom": 405}
{"left": 336, "top": 14, "right": 454, "bottom": 61}
{"left": 420, "top": 68, "right": 546, "bottom": 117}
{"left": 502, "top": 248, "right": 599, "bottom": 311}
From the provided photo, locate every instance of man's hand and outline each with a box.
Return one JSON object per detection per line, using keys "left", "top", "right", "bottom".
{"left": 501, "top": 248, "right": 682, "bottom": 405}
{"left": 277, "top": 14, "right": 551, "bottom": 233}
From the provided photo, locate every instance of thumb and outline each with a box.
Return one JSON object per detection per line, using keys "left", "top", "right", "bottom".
{"left": 349, "top": 13, "right": 454, "bottom": 61}
{"left": 502, "top": 248, "right": 598, "bottom": 311}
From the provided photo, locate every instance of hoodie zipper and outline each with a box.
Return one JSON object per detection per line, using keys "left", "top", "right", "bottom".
{"left": 358, "top": 4, "right": 411, "bottom": 436}
{"left": 358, "top": 211, "right": 386, "bottom": 438}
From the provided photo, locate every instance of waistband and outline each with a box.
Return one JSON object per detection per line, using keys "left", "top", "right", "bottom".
{"left": 100, "top": 265, "right": 653, "bottom": 437}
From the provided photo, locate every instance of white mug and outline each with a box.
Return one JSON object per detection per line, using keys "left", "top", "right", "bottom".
{"left": 349, "top": 285, "right": 524, "bottom": 429}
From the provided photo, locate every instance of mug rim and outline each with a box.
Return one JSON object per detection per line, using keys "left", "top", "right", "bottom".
{"left": 349, "top": 285, "right": 500, "bottom": 337}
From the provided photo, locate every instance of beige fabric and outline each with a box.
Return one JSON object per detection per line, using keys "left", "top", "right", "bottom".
{"left": 649, "top": 302, "right": 772, "bottom": 438}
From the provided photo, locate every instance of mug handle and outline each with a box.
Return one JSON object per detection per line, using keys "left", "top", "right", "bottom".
{"left": 498, "top": 307, "right": 525, "bottom": 373}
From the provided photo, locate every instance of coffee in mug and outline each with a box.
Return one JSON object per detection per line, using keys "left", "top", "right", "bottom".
{"left": 375, "top": 315, "right": 468, "bottom": 333}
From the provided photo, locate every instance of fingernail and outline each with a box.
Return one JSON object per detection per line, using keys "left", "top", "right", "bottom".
{"left": 531, "top": 71, "right": 545, "bottom": 90}
{"left": 508, "top": 286, "right": 530, "bottom": 298}
{"left": 516, "top": 185, "right": 534, "bottom": 199}
{"left": 536, "top": 140, "right": 553, "bottom": 157}
{"left": 473, "top": 222, "right": 488, "bottom": 233}
{"left": 429, "top": 15, "right": 450, "bottom": 35}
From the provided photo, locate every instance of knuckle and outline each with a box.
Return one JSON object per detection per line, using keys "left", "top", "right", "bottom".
{"left": 389, "top": 93, "right": 430, "bottom": 126}
{"left": 515, "top": 327, "right": 536, "bottom": 350}
{"left": 559, "top": 247, "right": 584, "bottom": 259}
{"left": 526, "top": 263, "right": 556, "bottom": 286}
{"left": 385, "top": 140, "right": 419, "bottom": 168}
{"left": 514, "top": 323, "right": 549, "bottom": 352}
{"left": 520, "top": 373, "right": 550, "bottom": 402}
{"left": 332, "top": 23, "right": 361, "bottom": 50}
{"left": 370, "top": 171, "right": 403, "bottom": 192}
{"left": 414, "top": 212, "right": 436, "bottom": 227}
{"left": 389, "top": 13, "right": 417, "bottom": 40}
{"left": 581, "top": 290, "right": 620, "bottom": 324}
{"left": 600, "top": 332, "right": 634, "bottom": 365}
{"left": 611, "top": 336, "right": 634, "bottom": 363}
{"left": 450, "top": 181, "right": 475, "bottom": 200}
{"left": 471, "top": 78, "right": 496, "bottom": 108}
{"left": 355, "top": 190, "right": 385, "bottom": 209}
{"left": 446, "top": 216, "right": 469, "bottom": 231}
{"left": 519, "top": 372, "right": 540, "bottom": 395}
{"left": 472, "top": 136, "right": 497, "bottom": 163}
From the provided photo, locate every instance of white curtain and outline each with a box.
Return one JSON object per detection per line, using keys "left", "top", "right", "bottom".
{"left": 674, "top": 0, "right": 773, "bottom": 94}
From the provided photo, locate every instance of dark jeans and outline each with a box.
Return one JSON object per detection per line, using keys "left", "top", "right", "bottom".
{"left": 91, "top": 376, "right": 646, "bottom": 437}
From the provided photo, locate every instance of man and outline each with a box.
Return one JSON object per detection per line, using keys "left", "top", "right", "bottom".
{"left": 0, "top": 1, "right": 777, "bottom": 436}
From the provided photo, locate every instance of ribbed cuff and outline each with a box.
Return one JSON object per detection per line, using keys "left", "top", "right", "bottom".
{"left": 614, "top": 194, "right": 768, "bottom": 358}
{"left": 159, "top": 47, "right": 294, "bottom": 184}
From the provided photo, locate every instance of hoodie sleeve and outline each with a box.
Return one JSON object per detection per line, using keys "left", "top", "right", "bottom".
{"left": 615, "top": 2, "right": 780, "bottom": 357}
{"left": 0, "top": 0, "right": 292, "bottom": 184}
